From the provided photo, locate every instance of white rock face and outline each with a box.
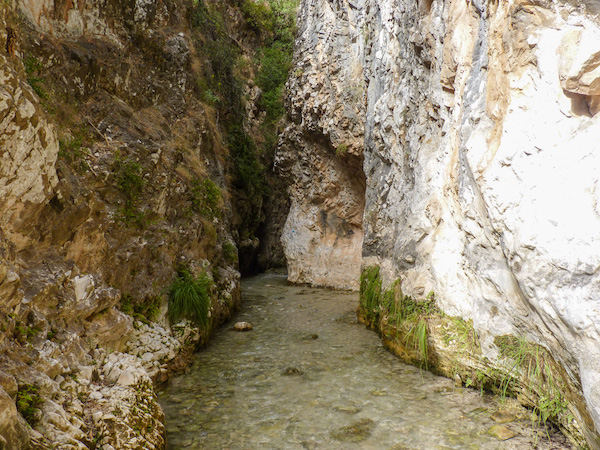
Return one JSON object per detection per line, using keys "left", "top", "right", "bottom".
{"left": 281, "top": 0, "right": 600, "bottom": 445}
{"left": 276, "top": 0, "right": 367, "bottom": 290}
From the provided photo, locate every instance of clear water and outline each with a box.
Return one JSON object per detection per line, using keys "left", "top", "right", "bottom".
{"left": 158, "top": 272, "right": 571, "bottom": 449}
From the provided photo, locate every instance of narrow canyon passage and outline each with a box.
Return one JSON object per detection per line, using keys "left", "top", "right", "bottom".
{"left": 159, "top": 273, "right": 570, "bottom": 449}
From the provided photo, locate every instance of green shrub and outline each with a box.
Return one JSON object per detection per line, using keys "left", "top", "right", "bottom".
{"left": 168, "top": 269, "right": 212, "bottom": 328}
{"left": 222, "top": 241, "right": 238, "bottom": 263}
{"left": 191, "top": 178, "right": 222, "bottom": 219}
{"left": 256, "top": 43, "right": 292, "bottom": 124}
{"left": 336, "top": 143, "right": 348, "bottom": 156}
{"left": 240, "top": 0, "right": 275, "bottom": 33}
{"left": 115, "top": 157, "right": 146, "bottom": 226}
{"left": 16, "top": 385, "right": 43, "bottom": 425}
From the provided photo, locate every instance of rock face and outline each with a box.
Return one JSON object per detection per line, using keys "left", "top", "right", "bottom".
{"left": 276, "top": 0, "right": 367, "bottom": 290}
{"left": 279, "top": 0, "right": 600, "bottom": 446}
{"left": 0, "top": 0, "right": 258, "bottom": 447}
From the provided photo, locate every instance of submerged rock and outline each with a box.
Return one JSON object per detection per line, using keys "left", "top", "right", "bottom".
{"left": 282, "top": 367, "right": 302, "bottom": 376}
{"left": 233, "top": 322, "right": 253, "bottom": 332}
{"left": 491, "top": 410, "right": 517, "bottom": 424}
{"left": 331, "top": 418, "right": 376, "bottom": 443}
{"left": 488, "top": 425, "right": 518, "bottom": 441}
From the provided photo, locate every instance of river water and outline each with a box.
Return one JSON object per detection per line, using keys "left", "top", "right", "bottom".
{"left": 158, "top": 272, "right": 571, "bottom": 449}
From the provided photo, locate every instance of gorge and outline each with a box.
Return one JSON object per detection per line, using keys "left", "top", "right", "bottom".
{"left": 1, "top": 0, "right": 600, "bottom": 448}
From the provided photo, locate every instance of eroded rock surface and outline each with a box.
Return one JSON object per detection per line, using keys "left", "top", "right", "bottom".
{"left": 279, "top": 0, "right": 600, "bottom": 446}
{"left": 0, "top": 0, "right": 250, "bottom": 447}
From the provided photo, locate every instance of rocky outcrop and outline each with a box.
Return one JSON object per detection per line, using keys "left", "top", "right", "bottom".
{"left": 276, "top": 0, "right": 367, "bottom": 290}
{"left": 0, "top": 0, "right": 257, "bottom": 447}
{"left": 280, "top": 0, "right": 600, "bottom": 446}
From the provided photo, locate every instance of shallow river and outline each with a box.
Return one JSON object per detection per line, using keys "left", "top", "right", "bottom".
{"left": 158, "top": 272, "right": 571, "bottom": 449}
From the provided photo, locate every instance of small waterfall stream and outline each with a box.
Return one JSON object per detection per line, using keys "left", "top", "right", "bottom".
{"left": 158, "top": 272, "right": 571, "bottom": 449}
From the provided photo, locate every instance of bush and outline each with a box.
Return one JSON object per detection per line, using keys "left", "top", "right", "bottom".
{"left": 168, "top": 269, "right": 212, "bottom": 328}
{"left": 115, "top": 157, "right": 146, "bottom": 226}
{"left": 191, "top": 178, "right": 222, "bottom": 219}
{"left": 222, "top": 241, "right": 238, "bottom": 263}
{"left": 16, "top": 385, "right": 43, "bottom": 426}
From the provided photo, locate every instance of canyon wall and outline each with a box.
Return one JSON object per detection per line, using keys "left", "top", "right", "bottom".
{"left": 0, "top": 0, "right": 286, "bottom": 446}
{"left": 279, "top": 0, "right": 600, "bottom": 446}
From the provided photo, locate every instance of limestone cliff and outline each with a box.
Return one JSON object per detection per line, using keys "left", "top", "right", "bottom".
{"left": 279, "top": 0, "right": 600, "bottom": 447}
{"left": 0, "top": 0, "right": 290, "bottom": 447}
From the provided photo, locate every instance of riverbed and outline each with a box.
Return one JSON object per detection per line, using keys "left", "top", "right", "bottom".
{"left": 158, "top": 272, "right": 571, "bottom": 449}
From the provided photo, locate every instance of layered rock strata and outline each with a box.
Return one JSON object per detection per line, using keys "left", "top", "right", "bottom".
{"left": 279, "top": 0, "right": 600, "bottom": 447}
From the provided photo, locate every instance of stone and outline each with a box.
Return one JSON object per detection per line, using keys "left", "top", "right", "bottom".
{"left": 89, "top": 391, "right": 103, "bottom": 400}
{"left": 490, "top": 410, "right": 516, "bottom": 424}
{"left": 0, "top": 387, "right": 30, "bottom": 449}
{"left": 331, "top": 418, "right": 375, "bottom": 443}
{"left": 116, "top": 371, "right": 137, "bottom": 387}
{"left": 453, "top": 374, "right": 462, "bottom": 388}
{"left": 488, "top": 425, "right": 517, "bottom": 441}
{"left": 282, "top": 367, "right": 302, "bottom": 376}
{"left": 233, "top": 322, "right": 253, "bottom": 332}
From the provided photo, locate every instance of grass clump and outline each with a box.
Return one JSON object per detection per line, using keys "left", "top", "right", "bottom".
{"left": 359, "top": 266, "right": 440, "bottom": 367}
{"left": 441, "top": 316, "right": 481, "bottom": 356}
{"left": 16, "top": 384, "right": 43, "bottom": 426}
{"left": 359, "top": 266, "right": 382, "bottom": 323}
{"left": 168, "top": 269, "right": 212, "bottom": 329}
{"left": 494, "top": 335, "right": 570, "bottom": 425}
{"left": 115, "top": 157, "right": 146, "bottom": 227}
{"left": 222, "top": 241, "right": 238, "bottom": 264}
{"left": 190, "top": 178, "right": 222, "bottom": 219}
{"left": 120, "top": 294, "right": 161, "bottom": 325}
{"left": 23, "top": 54, "right": 48, "bottom": 99}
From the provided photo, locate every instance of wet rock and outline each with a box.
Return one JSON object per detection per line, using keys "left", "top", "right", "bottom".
{"left": 333, "top": 405, "right": 362, "bottom": 414}
{"left": 302, "top": 334, "right": 318, "bottom": 340}
{"left": 282, "top": 367, "right": 302, "bottom": 376}
{"left": 491, "top": 410, "right": 516, "bottom": 424}
{"left": 331, "top": 418, "right": 375, "bottom": 443}
{"left": 453, "top": 373, "right": 462, "bottom": 387}
{"left": 488, "top": 425, "right": 517, "bottom": 441}
{"left": 233, "top": 322, "right": 253, "bottom": 332}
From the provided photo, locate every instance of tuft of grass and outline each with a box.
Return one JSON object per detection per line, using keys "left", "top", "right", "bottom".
{"left": 190, "top": 178, "right": 222, "bottom": 219}
{"left": 23, "top": 54, "right": 48, "bottom": 99}
{"left": 441, "top": 316, "right": 480, "bottom": 355}
{"left": 336, "top": 143, "right": 348, "bottom": 156}
{"left": 359, "top": 266, "right": 440, "bottom": 368}
{"left": 120, "top": 294, "right": 161, "bottom": 324}
{"left": 16, "top": 384, "right": 43, "bottom": 426}
{"left": 494, "top": 335, "right": 569, "bottom": 425}
{"left": 404, "top": 317, "right": 429, "bottom": 369}
{"left": 222, "top": 241, "right": 238, "bottom": 264}
{"left": 115, "top": 157, "right": 146, "bottom": 227}
{"left": 359, "top": 266, "right": 382, "bottom": 323}
{"left": 168, "top": 269, "right": 212, "bottom": 329}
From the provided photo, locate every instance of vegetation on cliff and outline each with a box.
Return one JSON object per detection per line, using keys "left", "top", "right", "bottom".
{"left": 358, "top": 265, "right": 585, "bottom": 446}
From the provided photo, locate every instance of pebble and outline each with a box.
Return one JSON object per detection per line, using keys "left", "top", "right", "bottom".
{"left": 233, "top": 322, "right": 253, "bottom": 331}
{"left": 491, "top": 410, "right": 516, "bottom": 424}
{"left": 89, "top": 391, "right": 103, "bottom": 400}
{"left": 488, "top": 424, "right": 517, "bottom": 440}
{"left": 453, "top": 373, "right": 462, "bottom": 387}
